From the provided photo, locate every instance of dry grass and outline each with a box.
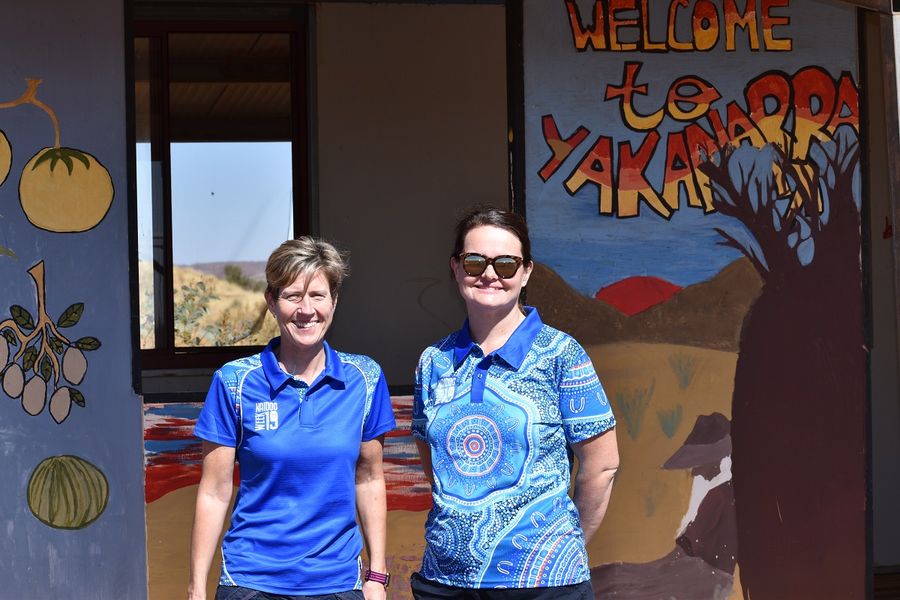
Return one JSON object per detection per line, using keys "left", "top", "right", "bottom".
{"left": 138, "top": 261, "right": 278, "bottom": 349}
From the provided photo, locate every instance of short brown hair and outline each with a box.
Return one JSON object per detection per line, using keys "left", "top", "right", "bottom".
{"left": 265, "top": 236, "right": 348, "bottom": 298}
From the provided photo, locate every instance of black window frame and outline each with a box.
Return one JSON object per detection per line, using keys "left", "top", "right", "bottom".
{"left": 133, "top": 18, "right": 309, "bottom": 372}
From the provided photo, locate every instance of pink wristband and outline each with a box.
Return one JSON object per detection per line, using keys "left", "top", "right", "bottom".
{"left": 364, "top": 568, "right": 391, "bottom": 588}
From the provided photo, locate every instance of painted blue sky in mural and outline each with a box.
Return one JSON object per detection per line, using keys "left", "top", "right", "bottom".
{"left": 529, "top": 195, "right": 742, "bottom": 296}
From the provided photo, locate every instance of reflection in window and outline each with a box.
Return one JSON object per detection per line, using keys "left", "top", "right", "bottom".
{"left": 135, "top": 31, "right": 299, "bottom": 353}
{"left": 170, "top": 141, "right": 291, "bottom": 347}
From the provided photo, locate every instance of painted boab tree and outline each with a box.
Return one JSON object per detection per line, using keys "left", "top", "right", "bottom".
{"left": 699, "top": 125, "right": 865, "bottom": 599}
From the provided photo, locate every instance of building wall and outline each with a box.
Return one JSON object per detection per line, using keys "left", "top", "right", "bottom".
{"left": 523, "top": 0, "right": 867, "bottom": 597}
{"left": 0, "top": 1, "right": 148, "bottom": 598}
{"left": 2, "top": 2, "right": 895, "bottom": 599}
{"left": 145, "top": 4, "right": 508, "bottom": 599}
{"left": 317, "top": 2, "right": 509, "bottom": 384}
{"left": 139, "top": 2, "right": 898, "bottom": 599}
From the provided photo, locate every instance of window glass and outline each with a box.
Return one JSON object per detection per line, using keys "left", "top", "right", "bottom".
{"left": 136, "top": 31, "right": 294, "bottom": 351}
{"left": 135, "top": 37, "right": 164, "bottom": 350}
{"left": 170, "top": 141, "right": 290, "bottom": 346}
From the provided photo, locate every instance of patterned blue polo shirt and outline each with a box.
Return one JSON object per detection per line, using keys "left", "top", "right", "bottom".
{"left": 194, "top": 338, "right": 395, "bottom": 596}
{"left": 411, "top": 307, "right": 615, "bottom": 589}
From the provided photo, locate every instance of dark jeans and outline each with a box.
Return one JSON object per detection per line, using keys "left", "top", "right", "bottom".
{"left": 215, "top": 585, "right": 363, "bottom": 600}
{"left": 410, "top": 573, "right": 594, "bottom": 600}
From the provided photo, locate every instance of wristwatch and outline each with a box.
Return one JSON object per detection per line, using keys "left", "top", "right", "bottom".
{"left": 364, "top": 568, "right": 391, "bottom": 589}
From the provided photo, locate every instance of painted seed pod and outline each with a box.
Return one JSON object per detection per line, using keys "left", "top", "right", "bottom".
{"left": 48, "top": 387, "right": 71, "bottom": 424}
{"left": 22, "top": 376, "right": 47, "bottom": 416}
{"left": 62, "top": 347, "right": 87, "bottom": 385}
{"left": 2, "top": 362, "right": 24, "bottom": 398}
{"left": 27, "top": 455, "right": 109, "bottom": 529}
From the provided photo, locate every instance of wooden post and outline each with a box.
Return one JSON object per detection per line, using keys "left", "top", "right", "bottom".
{"left": 879, "top": 13, "right": 900, "bottom": 379}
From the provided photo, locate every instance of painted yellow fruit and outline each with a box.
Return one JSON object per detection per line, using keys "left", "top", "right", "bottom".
{"left": 22, "top": 376, "right": 46, "bottom": 415}
{"left": 49, "top": 387, "right": 71, "bottom": 424}
{"left": 2, "top": 363, "right": 24, "bottom": 398}
{"left": 62, "top": 347, "right": 86, "bottom": 385}
{"left": 27, "top": 455, "right": 109, "bottom": 529}
{"left": 19, "top": 147, "right": 113, "bottom": 233}
{"left": 0, "top": 130, "right": 11, "bottom": 187}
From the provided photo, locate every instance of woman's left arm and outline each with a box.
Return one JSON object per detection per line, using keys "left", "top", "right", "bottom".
{"left": 356, "top": 435, "right": 388, "bottom": 600}
{"left": 571, "top": 428, "right": 619, "bottom": 543}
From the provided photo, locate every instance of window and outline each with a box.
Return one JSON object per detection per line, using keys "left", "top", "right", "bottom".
{"left": 134, "top": 21, "right": 308, "bottom": 369}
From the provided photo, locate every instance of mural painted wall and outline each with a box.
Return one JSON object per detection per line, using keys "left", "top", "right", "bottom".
{"left": 523, "top": 1, "right": 865, "bottom": 599}
{"left": 0, "top": 1, "right": 147, "bottom": 598}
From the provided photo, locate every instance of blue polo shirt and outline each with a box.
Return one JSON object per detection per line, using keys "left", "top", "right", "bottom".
{"left": 411, "top": 307, "right": 615, "bottom": 588}
{"left": 194, "top": 338, "right": 395, "bottom": 595}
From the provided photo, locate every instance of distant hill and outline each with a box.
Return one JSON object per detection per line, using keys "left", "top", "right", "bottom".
{"left": 185, "top": 261, "right": 267, "bottom": 283}
{"left": 527, "top": 258, "right": 763, "bottom": 351}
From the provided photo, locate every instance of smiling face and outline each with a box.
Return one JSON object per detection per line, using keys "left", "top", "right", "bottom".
{"left": 265, "top": 270, "right": 336, "bottom": 355}
{"left": 451, "top": 225, "right": 533, "bottom": 317}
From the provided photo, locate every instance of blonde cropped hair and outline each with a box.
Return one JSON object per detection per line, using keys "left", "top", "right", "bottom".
{"left": 265, "top": 236, "right": 348, "bottom": 299}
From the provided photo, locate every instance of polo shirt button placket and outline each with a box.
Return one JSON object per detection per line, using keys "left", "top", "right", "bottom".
{"left": 298, "top": 383, "right": 312, "bottom": 426}
{"left": 472, "top": 356, "right": 491, "bottom": 403}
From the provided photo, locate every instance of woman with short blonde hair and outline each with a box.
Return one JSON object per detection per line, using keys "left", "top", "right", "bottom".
{"left": 190, "top": 236, "right": 395, "bottom": 600}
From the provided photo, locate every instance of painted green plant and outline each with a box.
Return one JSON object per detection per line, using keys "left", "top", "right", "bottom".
{"left": 614, "top": 380, "right": 655, "bottom": 439}
{"left": 657, "top": 404, "right": 684, "bottom": 439}
{"left": 669, "top": 352, "right": 698, "bottom": 389}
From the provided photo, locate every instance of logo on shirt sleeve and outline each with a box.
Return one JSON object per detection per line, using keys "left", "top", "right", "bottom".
{"left": 254, "top": 401, "right": 279, "bottom": 431}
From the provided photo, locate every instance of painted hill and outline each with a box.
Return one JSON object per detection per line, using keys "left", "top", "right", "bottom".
{"left": 595, "top": 276, "right": 683, "bottom": 316}
{"left": 527, "top": 258, "right": 763, "bottom": 351}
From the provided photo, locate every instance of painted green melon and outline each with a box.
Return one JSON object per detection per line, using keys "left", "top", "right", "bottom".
{"left": 27, "top": 455, "right": 109, "bottom": 529}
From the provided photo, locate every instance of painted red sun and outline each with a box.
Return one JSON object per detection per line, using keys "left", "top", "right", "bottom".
{"left": 595, "top": 276, "right": 683, "bottom": 316}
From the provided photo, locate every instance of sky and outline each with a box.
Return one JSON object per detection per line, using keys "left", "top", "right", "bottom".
{"left": 137, "top": 141, "right": 293, "bottom": 265}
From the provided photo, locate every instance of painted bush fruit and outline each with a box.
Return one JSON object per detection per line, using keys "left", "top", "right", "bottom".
{"left": 27, "top": 455, "right": 109, "bottom": 529}
{"left": 19, "top": 147, "right": 113, "bottom": 233}
{"left": 1, "top": 261, "right": 100, "bottom": 423}
{"left": 62, "top": 347, "right": 86, "bottom": 385}
{"left": 22, "top": 376, "right": 46, "bottom": 416}
{"left": 0, "top": 129, "right": 10, "bottom": 186}
{"left": 48, "top": 387, "right": 71, "bottom": 424}
{"left": 2, "top": 362, "right": 24, "bottom": 398}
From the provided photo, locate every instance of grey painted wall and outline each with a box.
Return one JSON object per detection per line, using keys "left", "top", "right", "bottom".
{"left": 0, "top": 1, "right": 147, "bottom": 598}
{"left": 315, "top": 2, "right": 509, "bottom": 385}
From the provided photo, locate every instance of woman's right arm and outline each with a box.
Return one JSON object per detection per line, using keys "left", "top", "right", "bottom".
{"left": 414, "top": 439, "right": 434, "bottom": 485}
{"left": 188, "top": 441, "right": 236, "bottom": 600}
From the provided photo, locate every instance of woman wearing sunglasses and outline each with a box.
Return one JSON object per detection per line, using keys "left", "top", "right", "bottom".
{"left": 189, "top": 237, "right": 395, "bottom": 600}
{"left": 410, "top": 207, "right": 619, "bottom": 599}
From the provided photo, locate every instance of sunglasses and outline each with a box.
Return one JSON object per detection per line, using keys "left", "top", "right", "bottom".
{"left": 458, "top": 253, "right": 524, "bottom": 279}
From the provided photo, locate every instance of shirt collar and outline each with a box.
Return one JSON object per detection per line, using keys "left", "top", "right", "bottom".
{"left": 261, "top": 337, "right": 346, "bottom": 390}
{"left": 452, "top": 306, "right": 543, "bottom": 371}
